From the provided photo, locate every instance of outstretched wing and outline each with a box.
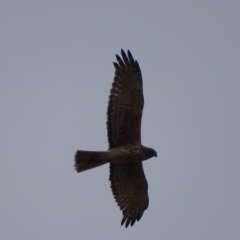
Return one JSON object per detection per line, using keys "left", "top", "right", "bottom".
{"left": 107, "top": 49, "right": 144, "bottom": 148}
{"left": 108, "top": 50, "right": 148, "bottom": 227}
{"left": 110, "top": 162, "right": 149, "bottom": 227}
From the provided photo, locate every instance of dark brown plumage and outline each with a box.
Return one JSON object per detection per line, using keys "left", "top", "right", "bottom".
{"left": 74, "top": 50, "right": 157, "bottom": 227}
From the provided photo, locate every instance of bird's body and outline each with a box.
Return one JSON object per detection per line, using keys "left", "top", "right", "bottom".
{"left": 74, "top": 50, "right": 157, "bottom": 227}
{"left": 75, "top": 144, "right": 156, "bottom": 169}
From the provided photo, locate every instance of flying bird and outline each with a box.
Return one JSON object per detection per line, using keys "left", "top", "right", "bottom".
{"left": 74, "top": 49, "right": 157, "bottom": 227}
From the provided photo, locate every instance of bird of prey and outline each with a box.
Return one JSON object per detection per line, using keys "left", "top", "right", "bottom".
{"left": 74, "top": 49, "right": 157, "bottom": 227}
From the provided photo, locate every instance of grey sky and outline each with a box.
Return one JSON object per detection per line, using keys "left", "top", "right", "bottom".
{"left": 1, "top": 1, "right": 240, "bottom": 239}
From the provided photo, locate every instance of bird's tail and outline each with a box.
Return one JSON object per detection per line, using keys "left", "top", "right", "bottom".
{"left": 74, "top": 150, "right": 109, "bottom": 172}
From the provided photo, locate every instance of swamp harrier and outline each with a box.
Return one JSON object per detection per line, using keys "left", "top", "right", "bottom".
{"left": 75, "top": 50, "right": 157, "bottom": 227}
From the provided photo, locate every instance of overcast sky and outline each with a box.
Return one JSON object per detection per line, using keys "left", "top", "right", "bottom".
{"left": 1, "top": 1, "right": 240, "bottom": 239}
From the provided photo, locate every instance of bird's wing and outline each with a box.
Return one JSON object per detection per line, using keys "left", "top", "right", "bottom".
{"left": 107, "top": 49, "right": 144, "bottom": 148}
{"left": 110, "top": 162, "right": 149, "bottom": 227}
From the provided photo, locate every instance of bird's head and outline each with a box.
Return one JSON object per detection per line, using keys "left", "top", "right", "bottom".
{"left": 144, "top": 147, "right": 157, "bottom": 159}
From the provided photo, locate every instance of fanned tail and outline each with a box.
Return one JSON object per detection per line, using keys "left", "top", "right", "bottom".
{"left": 74, "top": 150, "right": 109, "bottom": 172}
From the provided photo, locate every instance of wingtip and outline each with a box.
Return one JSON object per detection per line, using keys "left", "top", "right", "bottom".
{"left": 116, "top": 54, "right": 121, "bottom": 62}
{"left": 121, "top": 216, "right": 137, "bottom": 228}
{"left": 113, "top": 62, "right": 120, "bottom": 70}
{"left": 127, "top": 50, "right": 134, "bottom": 63}
{"left": 121, "top": 49, "right": 127, "bottom": 57}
